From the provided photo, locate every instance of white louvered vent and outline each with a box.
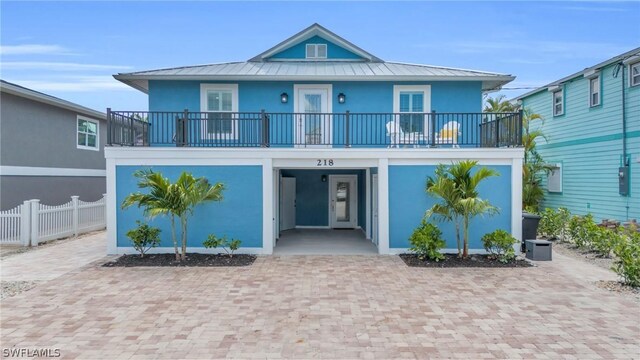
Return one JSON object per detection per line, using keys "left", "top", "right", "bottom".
{"left": 547, "top": 163, "right": 562, "bottom": 193}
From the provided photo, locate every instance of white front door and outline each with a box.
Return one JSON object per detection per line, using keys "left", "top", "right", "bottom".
{"left": 280, "top": 177, "right": 296, "bottom": 231}
{"left": 294, "top": 85, "right": 332, "bottom": 147}
{"left": 329, "top": 175, "right": 357, "bottom": 229}
{"left": 372, "top": 174, "right": 378, "bottom": 245}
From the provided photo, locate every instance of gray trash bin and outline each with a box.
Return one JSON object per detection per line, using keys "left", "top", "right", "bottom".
{"left": 525, "top": 240, "right": 552, "bottom": 261}
{"left": 522, "top": 212, "right": 542, "bottom": 252}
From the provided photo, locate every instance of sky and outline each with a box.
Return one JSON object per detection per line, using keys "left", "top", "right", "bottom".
{"left": 1, "top": 1, "right": 639, "bottom": 112}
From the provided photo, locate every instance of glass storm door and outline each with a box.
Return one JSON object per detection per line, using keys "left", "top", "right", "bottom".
{"left": 296, "top": 87, "right": 330, "bottom": 147}
{"left": 329, "top": 175, "right": 357, "bottom": 229}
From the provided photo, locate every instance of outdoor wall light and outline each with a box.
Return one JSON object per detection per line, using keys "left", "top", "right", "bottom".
{"left": 321, "top": 175, "right": 327, "bottom": 182}
{"left": 337, "top": 93, "right": 346, "bottom": 104}
{"left": 280, "top": 92, "right": 289, "bottom": 103}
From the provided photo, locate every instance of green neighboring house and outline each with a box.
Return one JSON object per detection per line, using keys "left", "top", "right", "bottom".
{"left": 516, "top": 48, "right": 640, "bottom": 222}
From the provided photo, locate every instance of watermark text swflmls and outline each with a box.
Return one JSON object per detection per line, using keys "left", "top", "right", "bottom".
{"left": 2, "top": 348, "right": 61, "bottom": 358}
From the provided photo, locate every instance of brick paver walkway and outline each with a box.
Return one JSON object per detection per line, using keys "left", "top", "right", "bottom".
{"left": 1, "top": 246, "right": 639, "bottom": 359}
{"left": 0, "top": 231, "right": 107, "bottom": 282}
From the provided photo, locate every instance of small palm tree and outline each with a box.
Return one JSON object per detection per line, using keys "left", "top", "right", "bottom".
{"left": 521, "top": 109, "right": 551, "bottom": 212}
{"left": 122, "top": 169, "right": 225, "bottom": 261}
{"left": 484, "top": 95, "right": 516, "bottom": 113}
{"left": 122, "top": 170, "right": 182, "bottom": 260}
{"left": 426, "top": 161, "right": 499, "bottom": 258}
{"left": 175, "top": 172, "right": 225, "bottom": 261}
{"left": 426, "top": 165, "right": 463, "bottom": 255}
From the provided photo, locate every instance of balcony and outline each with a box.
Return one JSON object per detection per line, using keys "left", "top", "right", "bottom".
{"left": 107, "top": 110, "right": 522, "bottom": 149}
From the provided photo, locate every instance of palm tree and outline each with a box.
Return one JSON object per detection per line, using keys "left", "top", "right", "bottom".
{"left": 175, "top": 172, "right": 225, "bottom": 261}
{"left": 484, "top": 95, "right": 516, "bottom": 113}
{"left": 521, "top": 109, "right": 551, "bottom": 212}
{"left": 122, "top": 169, "right": 183, "bottom": 260}
{"left": 426, "top": 165, "right": 463, "bottom": 255}
{"left": 426, "top": 161, "right": 499, "bottom": 258}
{"left": 122, "top": 169, "right": 225, "bottom": 261}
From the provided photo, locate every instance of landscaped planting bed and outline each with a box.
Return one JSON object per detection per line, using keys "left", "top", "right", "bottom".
{"left": 399, "top": 254, "right": 532, "bottom": 268}
{"left": 103, "top": 253, "right": 256, "bottom": 267}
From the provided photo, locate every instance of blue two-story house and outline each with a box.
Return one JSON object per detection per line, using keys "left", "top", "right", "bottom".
{"left": 106, "top": 23, "right": 524, "bottom": 255}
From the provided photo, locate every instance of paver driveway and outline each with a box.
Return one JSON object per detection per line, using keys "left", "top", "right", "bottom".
{"left": 1, "top": 245, "right": 639, "bottom": 359}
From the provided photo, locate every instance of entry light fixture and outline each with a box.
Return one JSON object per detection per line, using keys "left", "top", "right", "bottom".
{"left": 321, "top": 175, "right": 327, "bottom": 182}
{"left": 280, "top": 92, "right": 289, "bottom": 104}
{"left": 337, "top": 93, "right": 346, "bottom": 104}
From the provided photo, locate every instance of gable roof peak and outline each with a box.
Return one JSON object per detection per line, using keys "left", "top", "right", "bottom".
{"left": 249, "top": 23, "right": 382, "bottom": 63}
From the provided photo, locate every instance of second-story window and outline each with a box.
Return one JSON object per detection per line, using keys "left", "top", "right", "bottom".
{"left": 200, "top": 84, "right": 238, "bottom": 140}
{"left": 553, "top": 89, "right": 564, "bottom": 116}
{"left": 306, "top": 44, "right": 327, "bottom": 59}
{"left": 589, "top": 76, "right": 600, "bottom": 107}
{"left": 399, "top": 92, "right": 424, "bottom": 132}
{"left": 77, "top": 116, "right": 99, "bottom": 150}
{"left": 630, "top": 62, "right": 640, "bottom": 87}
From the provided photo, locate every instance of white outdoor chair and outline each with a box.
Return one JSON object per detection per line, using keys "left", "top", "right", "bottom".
{"left": 386, "top": 120, "right": 427, "bottom": 148}
{"left": 436, "top": 121, "right": 461, "bottom": 148}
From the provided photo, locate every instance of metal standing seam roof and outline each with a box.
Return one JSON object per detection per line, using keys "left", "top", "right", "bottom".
{"left": 114, "top": 61, "right": 515, "bottom": 93}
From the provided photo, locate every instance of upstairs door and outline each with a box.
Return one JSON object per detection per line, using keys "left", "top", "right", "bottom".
{"left": 294, "top": 85, "right": 332, "bottom": 147}
{"left": 280, "top": 177, "right": 296, "bottom": 231}
{"left": 329, "top": 175, "right": 358, "bottom": 229}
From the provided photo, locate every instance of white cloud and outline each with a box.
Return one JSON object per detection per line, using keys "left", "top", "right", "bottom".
{"left": 6, "top": 76, "right": 132, "bottom": 92}
{"left": 0, "top": 44, "right": 73, "bottom": 55}
{"left": 445, "top": 40, "right": 633, "bottom": 61}
{"left": 1, "top": 62, "right": 132, "bottom": 71}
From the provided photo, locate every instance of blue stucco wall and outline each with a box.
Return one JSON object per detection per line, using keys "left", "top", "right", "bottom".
{"left": 116, "top": 165, "right": 263, "bottom": 248}
{"left": 280, "top": 169, "right": 365, "bottom": 228}
{"left": 388, "top": 165, "right": 512, "bottom": 249}
{"left": 149, "top": 80, "right": 482, "bottom": 113}
{"left": 268, "top": 35, "right": 364, "bottom": 60}
{"left": 148, "top": 80, "right": 482, "bottom": 147}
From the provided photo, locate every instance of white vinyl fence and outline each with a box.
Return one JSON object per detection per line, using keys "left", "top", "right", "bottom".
{"left": 0, "top": 195, "right": 106, "bottom": 246}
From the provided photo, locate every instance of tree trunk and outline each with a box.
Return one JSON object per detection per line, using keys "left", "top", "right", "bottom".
{"left": 170, "top": 215, "right": 179, "bottom": 261}
{"left": 455, "top": 219, "right": 462, "bottom": 257}
{"left": 462, "top": 216, "right": 470, "bottom": 258}
{"left": 180, "top": 216, "right": 188, "bottom": 261}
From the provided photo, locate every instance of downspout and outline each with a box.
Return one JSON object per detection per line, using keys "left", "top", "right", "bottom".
{"left": 616, "top": 61, "right": 630, "bottom": 220}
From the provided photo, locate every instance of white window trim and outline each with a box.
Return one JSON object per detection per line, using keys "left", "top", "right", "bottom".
{"left": 630, "top": 61, "right": 640, "bottom": 87}
{"left": 200, "top": 83, "right": 239, "bottom": 140}
{"left": 305, "top": 44, "right": 327, "bottom": 59}
{"left": 589, "top": 75, "right": 601, "bottom": 107}
{"left": 393, "top": 85, "right": 431, "bottom": 135}
{"left": 552, "top": 89, "right": 564, "bottom": 116}
{"left": 77, "top": 115, "right": 99, "bottom": 151}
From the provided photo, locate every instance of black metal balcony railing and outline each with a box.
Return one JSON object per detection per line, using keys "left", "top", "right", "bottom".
{"left": 107, "top": 109, "right": 523, "bottom": 148}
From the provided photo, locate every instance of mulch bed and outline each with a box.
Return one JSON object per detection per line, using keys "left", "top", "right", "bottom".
{"left": 399, "top": 253, "right": 533, "bottom": 268}
{"left": 103, "top": 253, "right": 256, "bottom": 267}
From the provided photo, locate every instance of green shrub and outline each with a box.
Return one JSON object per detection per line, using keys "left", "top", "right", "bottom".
{"left": 612, "top": 235, "right": 640, "bottom": 287}
{"left": 409, "top": 220, "right": 446, "bottom": 261}
{"left": 537, "top": 207, "right": 570, "bottom": 240}
{"left": 481, "top": 229, "right": 518, "bottom": 263}
{"left": 126, "top": 221, "right": 161, "bottom": 257}
{"left": 203, "top": 234, "right": 242, "bottom": 258}
{"left": 556, "top": 208, "right": 571, "bottom": 241}
{"left": 590, "top": 226, "right": 622, "bottom": 258}
{"left": 567, "top": 214, "right": 595, "bottom": 249}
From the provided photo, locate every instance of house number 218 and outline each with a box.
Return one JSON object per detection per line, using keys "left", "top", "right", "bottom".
{"left": 317, "top": 159, "right": 334, "bottom": 166}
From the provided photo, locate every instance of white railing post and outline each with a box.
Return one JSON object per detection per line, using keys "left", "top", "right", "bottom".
{"left": 71, "top": 196, "right": 79, "bottom": 237}
{"left": 30, "top": 199, "right": 40, "bottom": 246}
{"left": 21, "top": 200, "right": 31, "bottom": 246}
